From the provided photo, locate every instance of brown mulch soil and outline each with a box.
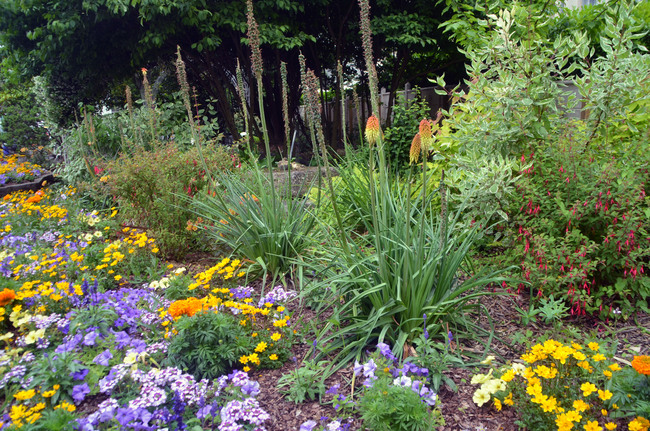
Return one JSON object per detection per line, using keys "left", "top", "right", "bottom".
{"left": 168, "top": 253, "right": 650, "bottom": 430}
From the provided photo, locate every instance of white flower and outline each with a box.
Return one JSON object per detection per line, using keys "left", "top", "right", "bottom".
{"left": 473, "top": 389, "right": 491, "bottom": 407}
{"left": 173, "top": 267, "right": 186, "bottom": 275}
{"left": 393, "top": 375, "right": 412, "bottom": 387}
{"left": 0, "top": 332, "right": 13, "bottom": 342}
{"left": 94, "top": 231, "right": 103, "bottom": 238}
{"left": 327, "top": 421, "right": 341, "bottom": 431}
{"left": 481, "top": 355, "right": 496, "bottom": 365}
{"left": 471, "top": 369, "right": 493, "bottom": 385}
{"left": 24, "top": 329, "right": 45, "bottom": 344}
{"left": 512, "top": 363, "right": 526, "bottom": 374}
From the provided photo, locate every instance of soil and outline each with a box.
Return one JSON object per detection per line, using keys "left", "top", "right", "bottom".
{"left": 166, "top": 253, "right": 650, "bottom": 431}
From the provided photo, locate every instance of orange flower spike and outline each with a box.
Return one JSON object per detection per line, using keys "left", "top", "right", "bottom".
{"left": 409, "top": 133, "right": 421, "bottom": 165}
{"left": 365, "top": 115, "right": 381, "bottom": 147}
{"left": 419, "top": 119, "right": 433, "bottom": 153}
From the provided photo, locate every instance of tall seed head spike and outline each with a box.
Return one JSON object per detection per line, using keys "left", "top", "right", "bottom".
{"left": 246, "top": 0, "right": 263, "bottom": 78}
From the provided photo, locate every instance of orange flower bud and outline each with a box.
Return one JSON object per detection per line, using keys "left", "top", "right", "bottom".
{"left": 419, "top": 119, "right": 433, "bottom": 152}
{"left": 365, "top": 115, "right": 381, "bottom": 147}
{"left": 409, "top": 133, "right": 421, "bottom": 165}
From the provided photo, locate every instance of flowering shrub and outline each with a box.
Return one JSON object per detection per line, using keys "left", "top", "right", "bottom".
{"left": 511, "top": 138, "right": 650, "bottom": 319}
{"left": 103, "top": 142, "right": 236, "bottom": 258}
{"left": 471, "top": 339, "right": 649, "bottom": 431}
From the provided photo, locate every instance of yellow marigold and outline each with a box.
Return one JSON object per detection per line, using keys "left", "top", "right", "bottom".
{"left": 588, "top": 342, "right": 600, "bottom": 352}
{"left": 631, "top": 356, "right": 650, "bottom": 376}
{"left": 608, "top": 363, "right": 622, "bottom": 372}
{"left": 254, "top": 342, "right": 267, "bottom": 353}
{"left": 269, "top": 354, "right": 278, "bottom": 361}
{"left": 504, "top": 392, "right": 514, "bottom": 406}
{"left": 0, "top": 288, "right": 16, "bottom": 306}
{"left": 271, "top": 332, "right": 281, "bottom": 341}
{"left": 14, "top": 389, "right": 36, "bottom": 400}
{"left": 592, "top": 353, "right": 606, "bottom": 362}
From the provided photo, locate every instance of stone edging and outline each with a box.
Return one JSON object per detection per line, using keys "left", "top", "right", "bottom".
{"left": 0, "top": 173, "right": 59, "bottom": 198}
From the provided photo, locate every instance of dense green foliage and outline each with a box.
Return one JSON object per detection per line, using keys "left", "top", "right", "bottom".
{"left": 104, "top": 143, "right": 235, "bottom": 259}
{"left": 438, "top": 1, "right": 650, "bottom": 317}
{"left": 164, "top": 311, "right": 254, "bottom": 380}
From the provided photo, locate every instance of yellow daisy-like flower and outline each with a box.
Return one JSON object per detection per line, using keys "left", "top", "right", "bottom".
{"left": 608, "top": 363, "right": 621, "bottom": 372}
{"left": 254, "top": 342, "right": 268, "bottom": 353}
{"left": 573, "top": 399, "right": 590, "bottom": 412}
{"left": 494, "top": 398, "right": 502, "bottom": 411}
{"left": 581, "top": 382, "right": 597, "bottom": 397}
{"left": 239, "top": 355, "right": 249, "bottom": 364}
{"left": 592, "top": 353, "right": 606, "bottom": 362}
{"left": 269, "top": 354, "right": 278, "bottom": 361}
{"left": 271, "top": 332, "right": 281, "bottom": 342}
{"left": 598, "top": 389, "right": 613, "bottom": 401}
{"left": 583, "top": 420, "right": 602, "bottom": 431}
{"left": 605, "top": 423, "right": 617, "bottom": 430}
{"left": 14, "top": 389, "right": 36, "bottom": 400}
{"left": 588, "top": 342, "right": 600, "bottom": 352}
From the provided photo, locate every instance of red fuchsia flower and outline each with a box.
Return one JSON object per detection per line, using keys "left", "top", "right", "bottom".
{"left": 365, "top": 115, "right": 381, "bottom": 147}
{"left": 94, "top": 166, "right": 103, "bottom": 175}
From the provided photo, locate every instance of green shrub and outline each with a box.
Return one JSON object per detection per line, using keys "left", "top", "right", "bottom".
{"left": 163, "top": 310, "right": 254, "bottom": 380}
{"left": 104, "top": 142, "right": 235, "bottom": 259}
{"left": 439, "top": 1, "right": 650, "bottom": 318}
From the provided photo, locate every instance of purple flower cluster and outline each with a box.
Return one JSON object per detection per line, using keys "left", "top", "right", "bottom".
{"left": 257, "top": 285, "right": 297, "bottom": 307}
{"left": 353, "top": 343, "right": 438, "bottom": 407}
{"left": 219, "top": 398, "right": 269, "bottom": 431}
{"left": 0, "top": 365, "right": 26, "bottom": 390}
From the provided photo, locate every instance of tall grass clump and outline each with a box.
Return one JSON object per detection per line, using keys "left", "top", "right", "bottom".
{"left": 191, "top": 0, "right": 317, "bottom": 284}
{"left": 303, "top": 0, "right": 510, "bottom": 365}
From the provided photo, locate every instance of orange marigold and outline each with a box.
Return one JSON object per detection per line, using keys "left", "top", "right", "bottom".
{"left": 632, "top": 355, "right": 650, "bottom": 376}
{"left": 168, "top": 297, "right": 204, "bottom": 319}
{"left": 0, "top": 288, "right": 16, "bottom": 306}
